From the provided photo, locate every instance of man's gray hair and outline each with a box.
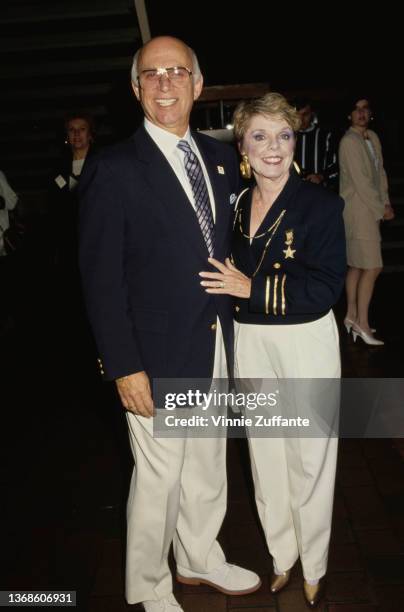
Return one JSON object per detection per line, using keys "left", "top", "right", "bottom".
{"left": 131, "top": 44, "right": 202, "bottom": 84}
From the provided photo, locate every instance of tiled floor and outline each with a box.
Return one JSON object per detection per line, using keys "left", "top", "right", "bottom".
{"left": 1, "top": 273, "right": 403, "bottom": 612}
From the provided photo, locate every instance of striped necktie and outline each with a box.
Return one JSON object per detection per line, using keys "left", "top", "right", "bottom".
{"left": 177, "top": 139, "right": 214, "bottom": 256}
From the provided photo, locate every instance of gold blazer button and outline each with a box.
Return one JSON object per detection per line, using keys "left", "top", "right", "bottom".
{"left": 210, "top": 323, "right": 217, "bottom": 331}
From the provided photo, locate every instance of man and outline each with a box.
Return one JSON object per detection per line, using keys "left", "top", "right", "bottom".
{"left": 292, "top": 98, "right": 339, "bottom": 191}
{"left": 79, "top": 36, "right": 260, "bottom": 611}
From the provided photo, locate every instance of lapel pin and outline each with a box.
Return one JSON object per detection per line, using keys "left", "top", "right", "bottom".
{"left": 217, "top": 165, "right": 225, "bottom": 174}
{"left": 283, "top": 229, "right": 296, "bottom": 259}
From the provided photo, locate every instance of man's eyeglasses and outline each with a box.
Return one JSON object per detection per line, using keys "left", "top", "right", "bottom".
{"left": 137, "top": 66, "right": 193, "bottom": 88}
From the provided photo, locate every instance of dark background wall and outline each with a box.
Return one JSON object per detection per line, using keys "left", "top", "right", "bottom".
{"left": 0, "top": 0, "right": 142, "bottom": 199}
{"left": 0, "top": 1, "right": 402, "bottom": 201}
{"left": 145, "top": 2, "right": 402, "bottom": 162}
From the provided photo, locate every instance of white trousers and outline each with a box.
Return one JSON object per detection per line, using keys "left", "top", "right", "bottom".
{"left": 125, "top": 321, "right": 228, "bottom": 604}
{"left": 235, "top": 311, "right": 340, "bottom": 581}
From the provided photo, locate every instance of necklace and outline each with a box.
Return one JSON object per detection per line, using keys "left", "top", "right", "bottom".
{"left": 238, "top": 186, "right": 284, "bottom": 240}
{"left": 251, "top": 210, "right": 286, "bottom": 276}
{"left": 233, "top": 208, "right": 285, "bottom": 277}
{"left": 234, "top": 206, "right": 286, "bottom": 277}
{"left": 237, "top": 205, "right": 285, "bottom": 241}
{"left": 232, "top": 188, "right": 286, "bottom": 277}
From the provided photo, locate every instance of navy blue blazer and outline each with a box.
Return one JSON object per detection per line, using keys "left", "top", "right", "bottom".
{"left": 79, "top": 126, "right": 239, "bottom": 382}
{"left": 232, "top": 171, "right": 347, "bottom": 325}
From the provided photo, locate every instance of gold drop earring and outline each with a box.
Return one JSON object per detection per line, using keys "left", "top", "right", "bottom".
{"left": 240, "top": 154, "right": 252, "bottom": 179}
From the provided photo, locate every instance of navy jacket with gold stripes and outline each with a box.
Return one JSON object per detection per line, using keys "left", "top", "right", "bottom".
{"left": 232, "top": 171, "right": 346, "bottom": 325}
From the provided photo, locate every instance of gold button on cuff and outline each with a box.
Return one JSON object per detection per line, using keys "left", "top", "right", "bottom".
{"left": 210, "top": 323, "right": 217, "bottom": 330}
{"left": 235, "top": 305, "right": 240, "bottom": 312}
{"left": 273, "top": 262, "right": 281, "bottom": 269}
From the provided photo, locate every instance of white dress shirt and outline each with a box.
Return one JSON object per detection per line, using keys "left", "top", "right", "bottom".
{"left": 144, "top": 119, "right": 216, "bottom": 221}
{"left": 143, "top": 119, "right": 227, "bottom": 378}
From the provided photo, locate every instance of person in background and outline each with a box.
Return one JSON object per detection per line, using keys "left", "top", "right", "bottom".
{"left": 79, "top": 36, "right": 260, "bottom": 612}
{"left": 292, "top": 97, "right": 339, "bottom": 191}
{"left": 49, "top": 113, "right": 96, "bottom": 276}
{"left": 200, "top": 92, "right": 346, "bottom": 608}
{"left": 0, "top": 170, "right": 18, "bottom": 335}
{"left": 339, "top": 96, "right": 394, "bottom": 346}
{"left": 0, "top": 169, "right": 18, "bottom": 257}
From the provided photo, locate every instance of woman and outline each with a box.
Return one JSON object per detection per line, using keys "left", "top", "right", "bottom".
{"left": 50, "top": 113, "right": 96, "bottom": 274}
{"left": 48, "top": 112, "right": 97, "bottom": 346}
{"left": 199, "top": 93, "right": 346, "bottom": 607}
{"left": 339, "top": 97, "right": 394, "bottom": 346}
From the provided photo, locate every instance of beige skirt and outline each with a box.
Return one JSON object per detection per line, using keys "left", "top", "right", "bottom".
{"left": 346, "top": 238, "right": 383, "bottom": 269}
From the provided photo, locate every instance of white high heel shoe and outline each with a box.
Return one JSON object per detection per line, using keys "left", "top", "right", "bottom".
{"left": 344, "top": 318, "right": 376, "bottom": 334}
{"left": 344, "top": 318, "right": 354, "bottom": 333}
{"left": 352, "top": 325, "right": 384, "bottom": 346}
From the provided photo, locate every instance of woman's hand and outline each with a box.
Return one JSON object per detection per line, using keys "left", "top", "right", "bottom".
{"left": 383, "top": 203, "right": 395, "bottom": 221}
{"left": 199, "top": 257, "right": 251, "bottom": 298}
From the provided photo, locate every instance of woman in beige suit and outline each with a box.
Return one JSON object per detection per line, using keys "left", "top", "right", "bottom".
{"left": 339, "top": 97, "right": 394, "bottom": 345}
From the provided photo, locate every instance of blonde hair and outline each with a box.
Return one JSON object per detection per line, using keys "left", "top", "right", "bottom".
{"left": 233, "top": 92, "right": 301, "bottom": 142}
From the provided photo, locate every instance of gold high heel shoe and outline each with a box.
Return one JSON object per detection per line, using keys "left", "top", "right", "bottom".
{"left": 270, "top": 569, "right": 291, "bottom": 593}
{"left": 303, "top": 577, "right": 326, "bottom": 608}
{"left": 352, "top": 325, "right": 384, "bottom": 346}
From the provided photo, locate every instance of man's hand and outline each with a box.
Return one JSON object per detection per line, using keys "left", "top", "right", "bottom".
{"left": 306, "top": 173, "right": 324, "bottom": 184}
{"left": 116, "top": 371, "right": 154, "bottom": 418}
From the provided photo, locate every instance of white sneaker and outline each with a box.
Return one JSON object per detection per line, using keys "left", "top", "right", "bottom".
{"left": 142, "top": 593, "right": 183, "bottom": 611}
{"left": 176, "top": 562, "right": 261, "bottom": 595}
